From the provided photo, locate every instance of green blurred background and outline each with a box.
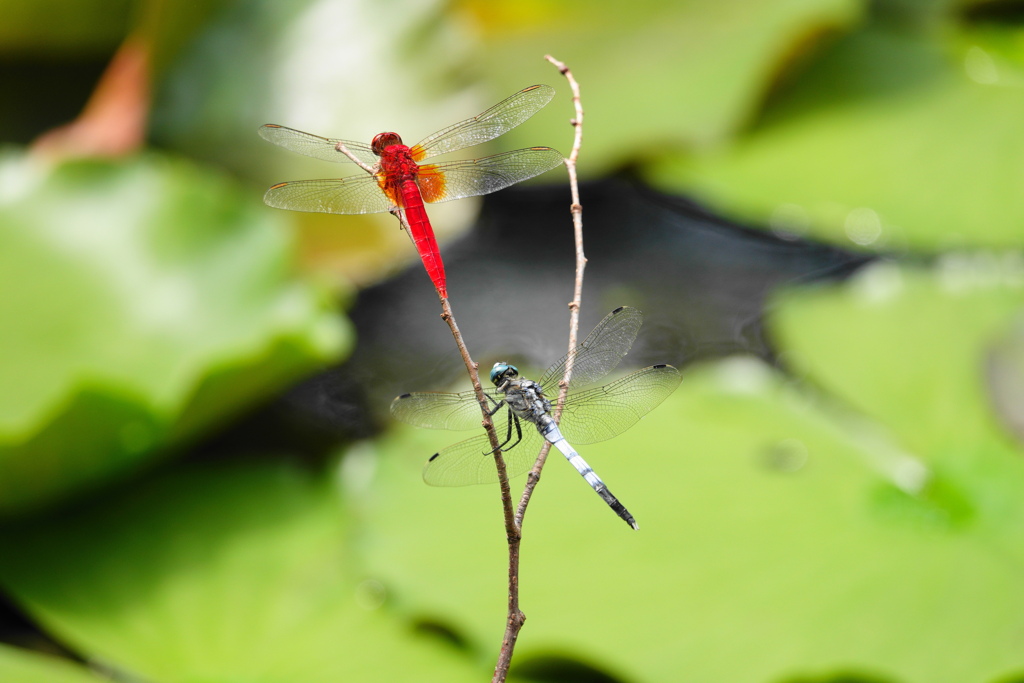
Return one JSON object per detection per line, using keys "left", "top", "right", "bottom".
{"left": 2, "top": 0, "right": 1024, "bottom": 681}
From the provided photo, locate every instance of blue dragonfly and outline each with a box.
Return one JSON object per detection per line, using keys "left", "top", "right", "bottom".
{"left": 390, "top": 307, "right": 681, "bottom": 529}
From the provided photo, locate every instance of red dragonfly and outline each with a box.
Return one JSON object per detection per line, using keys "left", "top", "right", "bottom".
{"left": 259, "top": 84, "right": 563, "bottom": 298}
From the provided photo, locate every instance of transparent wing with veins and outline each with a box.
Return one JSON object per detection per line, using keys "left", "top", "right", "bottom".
{"left": 262, "top": 176, "right": 393, "bottom": 215}
{"left": 262, "top": 147, "right": 563, "bottom": 214}
{"left": 258, "top": 85, "right": 561, "bottom": 215}
{"left": 410, "top": 84, "right": 556, "bottom": 161}
{"left": 390, "top": 386, "right": 505, "bottom": 431}
{"left": 391, "top": 306, "right": 682, "bottom": 487}
{"left": 421, "top": 427, "right": 543, "bottom": 486}
{"left": 258, "top": 84, "right": 554, "bottom": 167}
{"left": 415, "top": 148, "right": 564, "bottom": 203}
{"left": 258, "top": 124, "right": 379, "bottom": 166}
{"left": 402, "top": 363, "right": 682, "bottom": 487}
{"left": 539, "top": 307, "right": 643, "bottom": 390}
{"left": 557, "top": 365, "right": 681, "bottom": 445}
{"left": 392, "top": 308, "right": 644, "bottom": 431}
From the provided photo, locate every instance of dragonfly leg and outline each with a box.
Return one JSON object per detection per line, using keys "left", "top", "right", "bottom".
{"left": 486, "top": 395, "right": 505, "bottom": 416}
{"left": 507, "top": 416, "right": 523, "bottom": 450}
{"left": 485, "top": 412, "right": 523, "bottom": 455}
{"left": 482, "top": 408, "right": 513, "bottom": 455}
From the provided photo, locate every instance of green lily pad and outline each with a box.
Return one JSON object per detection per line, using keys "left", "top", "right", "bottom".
{"left": 465, "top": 0, "right": 863, "bottom": 173}
{"left": 769, "top": 259, "right": 1024, "bottom": 557}
{"left": 0, "top": 643, "right": 109, "bottom": 683}
{"left": 771, "top": 258, "right": 1024, "bottom": 456}
{"left": 0, "top": 460, "right": 485, "bottom": 682}
{"left": 354, "top": 261, "right": 1024, "bottom": 681}
{"left": 0, "top": 151, "right": 348, "bottom": 515}
{"left": 647, "top": 27, "right": 1024, "bottom": 250}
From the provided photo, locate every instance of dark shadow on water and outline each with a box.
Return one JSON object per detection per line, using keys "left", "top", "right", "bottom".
{"left": 199, "top": 175, "right": 872, "bottom": 459}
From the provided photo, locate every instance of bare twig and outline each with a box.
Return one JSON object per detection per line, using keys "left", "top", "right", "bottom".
{"left": 492, "top": 55, "right": 587, "bottom": 683}
{"left": 443, "top": 289, "right": 524, "bottom": 683}
{"left": 515, "top": 55, "right": 587, "bottom": 528}
{"left": 437, "top": 286, "right": 522, "bottom": 683}
{"left": 334, "top": 141, "right": 377, "bottom": 174}
{"left": 438, "top": 295, "right": 518, "bottom": 539}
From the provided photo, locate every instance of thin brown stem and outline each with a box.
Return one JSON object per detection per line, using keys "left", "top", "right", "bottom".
{"left": 514, "top": 55, "right": 587, "bottom": 528}
{"left": 492, "top": 56, "right": 588, "bottom": 683}
{"left": 386, "top": 202, "right": 523, "bottom": 683}
{"left": 440, "top": 292, "right": 522, "bottom": 683}
{"left": 438, "top": 296, "right": 518, "bottom": 534}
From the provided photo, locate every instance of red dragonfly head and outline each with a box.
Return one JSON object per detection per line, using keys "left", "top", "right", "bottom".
{"left": 371, "top": 132, "right": 404, "bottom": 156}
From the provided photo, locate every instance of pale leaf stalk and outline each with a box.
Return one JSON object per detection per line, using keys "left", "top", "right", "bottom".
{"left": 335, "top": 141, "right": 377, "bottom": 174}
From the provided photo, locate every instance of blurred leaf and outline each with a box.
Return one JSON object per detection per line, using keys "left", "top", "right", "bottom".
{"left": 354, "top": 260, "right": 1024, "bottom": 682}
{"left": 135, "top": 0, "right": 235, "bottom": 77}
{"left": 0, "top": 643, "right": 109, "bottom": 683}
{"left": 869, "top": 0, "right": 959, "bottom": 31}
{"left": 0, "top": 151, "right": 348, "bottom": 515}
{"left": 767, "top": 258, "right": 1024, "bottom": 578}
{"left": 461, "top": 0, "right": 864, "bottom": 173}
{"left": 771, "top": 257, "right": 1024, "bottom": 458}
{"left": 0, "top": 460, "right": 486, "bottom": 682}
{"left": 647, "top": 27, "right": 1024, "bottom": 250}
{"left": 0, "top": 0, "right": 133, "bottom": 55}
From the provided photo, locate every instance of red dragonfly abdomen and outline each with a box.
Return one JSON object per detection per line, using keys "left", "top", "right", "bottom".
{"left": 375, "top": 135, "right": 447, "bottom": 298}
{"left": 396, "top": 177, "right": 446, "bottom": 298}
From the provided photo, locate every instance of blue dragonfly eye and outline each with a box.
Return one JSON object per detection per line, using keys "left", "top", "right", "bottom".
{"left": 490, "top": 362, "right": 519, "bottom": 385}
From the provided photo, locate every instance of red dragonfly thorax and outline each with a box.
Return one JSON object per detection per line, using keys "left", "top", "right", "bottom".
{"left": 371, "top": 131, "right": 425, "bottom": 207}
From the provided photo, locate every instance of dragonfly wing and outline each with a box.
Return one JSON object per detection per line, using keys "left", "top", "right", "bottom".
{"left": 263, "top": 176, "right": 394, "bottom": 215}
{"left": 559, "top": 364, "right": 682, "bottom": 445}
{"left": 540, "top": 307, "right": 644, "bottom": 390}
{"left": 416, "top": 148, "right": 564, "bottom": 204}
{"left": 390, "top": 388, "right": 504, "bottom": 431}
{"left": 423, "top": 423, "right": 544, "bottom": 486}
{"left": 259, "top": 124, "right": 378, "bottom": 166}
{"left": 411, "top": 84, "right": 556, "bottom": 160}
